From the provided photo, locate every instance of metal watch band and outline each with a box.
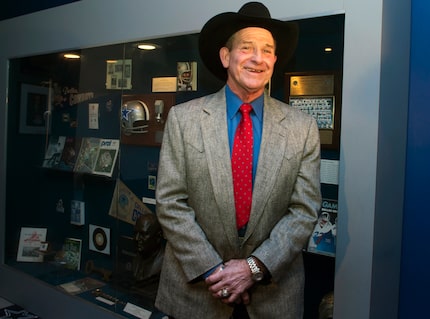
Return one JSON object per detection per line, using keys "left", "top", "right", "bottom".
{"left": 247, "top": 256, "right": 264, "bottom": 281}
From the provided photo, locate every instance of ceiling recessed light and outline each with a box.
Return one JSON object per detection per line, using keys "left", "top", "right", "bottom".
{"left": 138, "top": 43, "right": 157, "bottom": 50}
{"left": 64, "top": 53, "right": 80, "bottom": 59}
{"left": 324, "top": 47, "right": 333, "bottom": 53}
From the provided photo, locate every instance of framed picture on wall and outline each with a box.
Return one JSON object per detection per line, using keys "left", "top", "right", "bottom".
{"left": 16, "top": 227, "right": 47, "bottom": 262}
{"left": 285, "top": 71, "right": 342, "bottom": 150}
{"left": 19, "top": 83, "right": 50, "bottom": 134}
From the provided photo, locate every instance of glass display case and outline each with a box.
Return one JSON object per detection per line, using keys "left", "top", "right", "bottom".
{"left": 4, "top": 14, "right": 344, "bottom": 319}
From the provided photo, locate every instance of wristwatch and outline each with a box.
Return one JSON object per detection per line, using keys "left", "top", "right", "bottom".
{"left": 247, "top": 256, "right": 264, "bottom": 282}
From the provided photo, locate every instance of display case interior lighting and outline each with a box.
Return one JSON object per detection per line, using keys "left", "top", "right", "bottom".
{"left": 138, "top": 43, "right": 157, "bottom": 50}
{"left": 63, "top": 53, "right": 81, "bottom": 59}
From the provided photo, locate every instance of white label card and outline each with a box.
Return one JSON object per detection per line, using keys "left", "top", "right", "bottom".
{"left": 123, "top": 302, "right": 152, "bottom": 319}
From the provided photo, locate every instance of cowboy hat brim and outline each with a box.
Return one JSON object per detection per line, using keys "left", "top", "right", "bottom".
{"left": 199, "top": 9, "right": 299, "bottom": 81}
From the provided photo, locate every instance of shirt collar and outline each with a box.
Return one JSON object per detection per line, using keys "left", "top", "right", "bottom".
{"left": 225, "top": 85, "right": 264, "bottom": 121}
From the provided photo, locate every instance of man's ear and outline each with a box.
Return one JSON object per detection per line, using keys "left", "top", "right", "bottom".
{"left": 219, "top": 47, "right": 230, "bottom": 68}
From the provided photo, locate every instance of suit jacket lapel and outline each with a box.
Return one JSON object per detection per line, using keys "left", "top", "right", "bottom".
{"left": 200, "top": 89, "right": 239, "bottom": 248}
{"left": 245, "top": 96, "right": 289, "bottom": 240}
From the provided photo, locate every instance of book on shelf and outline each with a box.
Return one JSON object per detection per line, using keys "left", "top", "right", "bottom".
{"left": 307, "top": 199, "right": 337, "bottom": 257}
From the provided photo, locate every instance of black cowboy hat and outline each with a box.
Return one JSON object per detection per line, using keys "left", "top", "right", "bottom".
{"left": 199, "top": 2, "right": 299, "bottom": 81}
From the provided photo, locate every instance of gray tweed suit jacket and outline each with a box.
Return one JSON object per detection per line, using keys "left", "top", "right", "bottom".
{"left": 155, "top": 87, "right": 321, "bottom": 319}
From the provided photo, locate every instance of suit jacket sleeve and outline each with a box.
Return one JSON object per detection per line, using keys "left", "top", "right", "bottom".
{"left": 155, "top": 99, "right": 224, "bottom": 282}
{"left": 250, "top": 97, "right": 321, "bottom": 282}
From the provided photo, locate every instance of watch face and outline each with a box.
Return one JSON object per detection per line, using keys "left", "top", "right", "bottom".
{"left": 253, "top": 272, "right": 264, "bottom": 281}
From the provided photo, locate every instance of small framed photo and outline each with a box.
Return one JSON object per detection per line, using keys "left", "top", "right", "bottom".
{"left": 17, "top": 227, "right": 47, "bottom": 262}
{"left": 39, "top": 241, "right": 50, "bottom": 252}
{"left": 19, "top": 83, "right": 50, "bottom": 134}
{"left": 148, "top": 175, "right": 157, "bottom": 190}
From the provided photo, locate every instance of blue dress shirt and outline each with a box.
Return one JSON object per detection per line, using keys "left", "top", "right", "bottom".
{"left": 225, "top": 85, "right": 263, "bottom": 184}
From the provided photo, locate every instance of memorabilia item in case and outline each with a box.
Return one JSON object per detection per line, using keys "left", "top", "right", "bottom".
{"left": 289, "top": 74, "right": 334, "bottom": 96}
{"left": 285, "top": 72, "right": 341, "bottom": 149}
{"left": 42, "top": 136, "right": 66, "bottom": 168}
{"left": 62, "top": 237, "right": 82, "bottom": 270}
{"left": 70, "top": 200, "right": 85, "bottom": 226}
{"left": 58, "top": 136, "right": 82, "bottom": 171}
{"left": 109, "top": 179, "right": 154, "bottom": 225}
{"left": 57, "top": 277, "right": 105, "bottom": 295}
{"left": 89, "top": 224, "right": 111, "bottom": 255}
{"left": 152, "top": 77, "right": 177, "bottom": 92}
{"left": 121, "top": 100, "right": 150, "bottom": 135}
{"left": 320, "top": 159, "right": 340, "bottom": 185}
{"left": 38, "top": 241, "right": 50, "bottom": 253}
{"left": 92, "top": 288, "right": 125, "bottom": 306}
{"left": 88, "top": 103, "right": 99, "bottom": 129}
{"left": 289, "top": 96, "right": 335, "bottom": 129}
{"left": 307, "top": 199, "right": 338, "bottom": 257}
{"left": 177, "top": 61, "right": 197, "bottom": 91}
{"left": 120, "top": 93, "right": 175, "bottom": 146}
{"left": 56, "top": 198, "right": 65, "bottom": 213}
{"left": 106, "top": 59, "right": 132, "bottom": 90}
{"left": 123, "top": 302, "right": 152, "bottom": 319}
{"left": 17, "top": 227, "right": 47, "bottom": 262}
{"left": 74, "top": 138, "right": 119, "bottom": 177}
{"left": 19, "top": 83, "right": 50, "bottom": 134}
{"left": 93, "top": 139, "right": 120, "bottom": 177}
{"left": 148, "top": 175, "right": 156, "bottom": 190}
{"left": 74, "top": 137, "right": 100, "bottom": 173}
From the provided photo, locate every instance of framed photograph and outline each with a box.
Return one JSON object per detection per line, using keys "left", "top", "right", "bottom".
{"left": 289, "top": 96, "right": 335, "bottom": 129}
{"left": 285, "top": 71, "right": 342, "bottom": 150}
{"left": 17, "top": 227, "right": 47, "bottom": 262}
{"left": 63, "top": 237, "right": 82, "bottom": 270}
{"left": 19, "top": 83, "right": 50, "bottom": 134}
{"left": 70, "top": 200, "right": 85, "bottom": 226}
{"left": 106, "top": 59, "right": 132, "bottom": 90}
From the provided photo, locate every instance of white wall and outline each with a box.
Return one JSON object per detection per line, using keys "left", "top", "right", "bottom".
{"left": 0, "top": 0, "right": 409, "bottom": 318}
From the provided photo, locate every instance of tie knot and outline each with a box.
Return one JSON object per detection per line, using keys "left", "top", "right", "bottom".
{"left": 240, "top": 103, "right": 253, "bottom": 115}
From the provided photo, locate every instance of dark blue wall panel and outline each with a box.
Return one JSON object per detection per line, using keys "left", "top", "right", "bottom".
{"left": 399, "top": 0, "right": 430, "bottom": 317}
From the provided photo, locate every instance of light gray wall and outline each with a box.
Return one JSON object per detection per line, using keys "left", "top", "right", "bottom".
{"left": 0, "top": 0, "right": 409, "bottom": 318}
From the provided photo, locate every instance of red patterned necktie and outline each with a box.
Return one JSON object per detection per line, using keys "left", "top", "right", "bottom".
{"left": 232, "top": 103, "right": 253, "bottom": 230}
